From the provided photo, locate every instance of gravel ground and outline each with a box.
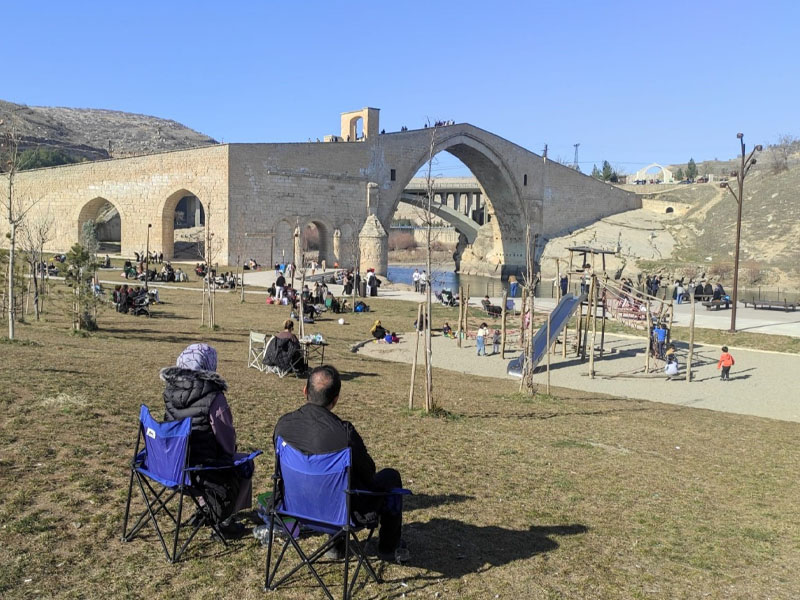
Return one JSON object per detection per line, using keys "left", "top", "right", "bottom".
{"left": 359, "top": 331, "right": 800, "bottom": 423}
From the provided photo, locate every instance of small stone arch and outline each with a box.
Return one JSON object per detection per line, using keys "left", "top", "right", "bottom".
{"left": 632, "top": 163, "right": 674, "bottom": 184}
{"left": 76, "top": 197, "right": 124, "bottom": 253}
{"left": 301, "top": 218, "right": 334, "bottom": 265}
{"left": 161, "top": 189, "right": 206, "bottom": 260}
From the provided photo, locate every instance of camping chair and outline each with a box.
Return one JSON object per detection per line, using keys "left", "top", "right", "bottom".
{"left": 265, "top": 437, "right": 410, "bottom": 600}
{"left": 263, "top": 336, "right": 305, "bottom": 379}
{"left": 248, "top": 331, "right": 269, "bottom": 372}
{"left": 121, "top": 405, "right": 261, "bottom": 563}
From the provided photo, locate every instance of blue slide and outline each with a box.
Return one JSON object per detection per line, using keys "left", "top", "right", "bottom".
{"left": 507, "top": 293, "right": 585, "bottom": 378}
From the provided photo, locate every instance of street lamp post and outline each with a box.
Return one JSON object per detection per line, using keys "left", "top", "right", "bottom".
{"left": 721, "top": 134, "right": 762, "bottom": 333}
{"left": 145, "top": 223, "right": 152, "bottom": 292}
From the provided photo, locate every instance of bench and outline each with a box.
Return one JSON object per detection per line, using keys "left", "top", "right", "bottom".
{"left": 702, "top": 300, "right": 731, "bottom": 311}
{"left": 743, "top": 298, "right": 797, "bottom": 312}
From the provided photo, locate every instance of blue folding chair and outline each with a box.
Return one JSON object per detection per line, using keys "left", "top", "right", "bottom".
{"left": 121, "top": 405, "right": 261, "bottom": 563}
{"left": 264, "top": 436, "right": 409, "bottom": 600}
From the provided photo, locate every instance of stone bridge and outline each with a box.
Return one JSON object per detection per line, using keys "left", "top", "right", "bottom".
{"left": 7, "top": 108, "right": 640, "bottom": 278}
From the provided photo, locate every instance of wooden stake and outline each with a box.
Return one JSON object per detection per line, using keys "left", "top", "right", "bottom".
{"left": 464, "top": 284, "right": 470, "bottom": 341}
{"left": 645, "top": 299, "right": 652, "bottom": 373}
{"left": 409, "top": 303, "right": 423, "bottom": 409}
{"left": 423, "top": 305, "right": 431, "bottom": 411}
{"left": 589, "top": 275, "right": 599, "bottom": 379}
{"left": 686, "top": 297, "right": 696, "bottom": 382}
{"left": 456, "top": 285, "right": 463, "bottom": 348}
{"left": 520, "top": 287, "right": 527, "bottom": 351}
{"left": 546, "top": 311, "right": 551, "bottom": 394}
{"left": 581, "top": 276, "right": 593, "bottom": 361}
{"left": 500, "top": 290, "right": 508, "bottom": 359}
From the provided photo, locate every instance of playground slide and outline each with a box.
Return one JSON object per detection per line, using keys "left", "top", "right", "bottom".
{"left": 507, "top": 293, "right": 585, "bottom": 378}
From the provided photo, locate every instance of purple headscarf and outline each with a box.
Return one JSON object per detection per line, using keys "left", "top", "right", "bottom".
{"left": 176, "top": 343, "right": 218, "bottom": 372}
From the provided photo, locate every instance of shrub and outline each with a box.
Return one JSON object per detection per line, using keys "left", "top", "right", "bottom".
{"left": 389, "top": 231, "right": 417, "bottom": 251}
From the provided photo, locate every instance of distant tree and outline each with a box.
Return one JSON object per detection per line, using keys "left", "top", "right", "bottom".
{"left": 591, "top": 164, "right": 601, "bottom": 179}
{"left": 601, "top": 160, "right": 615, "bottom": 182}
{"left": 769, "top": 133, "right": 798, "bottom": 174}
{"left": 686, "top": 158, "right": 698, "bottom": 180}
{"left": 18, "top": 147, "right": 79, "bottom": 170}
{"left": 676, "top": 167, "right": 684, "bottom": 181}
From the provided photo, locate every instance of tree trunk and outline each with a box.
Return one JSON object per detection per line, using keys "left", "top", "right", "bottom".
{"left": 409, "top": 303, "right": 423, "bottom": 410}
{"left": 7, "top": 220, "right": 16, "bottom": 339}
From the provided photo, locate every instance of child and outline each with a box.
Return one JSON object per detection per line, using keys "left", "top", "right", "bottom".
{"left": 492, "top": 329, "right": 501, "bottom": 355}
{"left": 476, "top": 323, "right": 488, "bottom": 356}
{"left": 717, "top": 346, "right": 735, "bottom": 381}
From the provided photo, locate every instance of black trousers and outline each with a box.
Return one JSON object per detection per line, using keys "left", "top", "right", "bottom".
{"left": 352, "top": 468, "right": 403, "bottom": 552}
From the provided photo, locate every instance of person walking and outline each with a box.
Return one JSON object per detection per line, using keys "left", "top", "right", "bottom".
{"left": 476, "top": 322, "right": 488, "bottom": 356}
{"left": 412, "top": 269, "right": 420, "bottom": 293}
{"left": 717, "top": 346, "right": 735, "bottom": 381}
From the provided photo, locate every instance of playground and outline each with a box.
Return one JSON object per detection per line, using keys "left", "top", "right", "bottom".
{"left": 3, "top": 283, "right": 800, "bottom": 599}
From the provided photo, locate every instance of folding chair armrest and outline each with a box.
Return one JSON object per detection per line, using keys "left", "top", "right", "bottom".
{"left": 349, "top": 487, "right": 412, "bottom": 497}
{"left": 233, "top": 449, "right": 263, "bottom": 465}
{"left": 185, "top": 450, "right": 262, "bottom": 472}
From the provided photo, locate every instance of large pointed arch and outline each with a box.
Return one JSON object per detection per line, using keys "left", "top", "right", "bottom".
{"left": 386, "top": 131, "right": 525, "bottom": 274}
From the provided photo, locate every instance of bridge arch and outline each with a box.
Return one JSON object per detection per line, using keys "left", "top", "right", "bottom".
{"left": 388, "top": 131, "right": 524, "bottom": 275}
{"left": 301, "top": 217, "right": 334, "bottom": 265}
{"left": 161, "top": 189, "right": 206, "bottom": 260}
{"left": 76, "top": 197, "right": 124, "bottom": 253}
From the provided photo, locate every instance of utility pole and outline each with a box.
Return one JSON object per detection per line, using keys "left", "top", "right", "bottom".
{"left": 573, "top": 143, "right": 580, "bottom": 170}
{"left": 721, "top": 133, "right": 762, "bottom": 333}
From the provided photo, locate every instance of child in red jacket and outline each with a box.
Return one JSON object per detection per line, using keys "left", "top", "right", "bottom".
{"left": 717, "top": 346, "right": 735, "bottom": 381}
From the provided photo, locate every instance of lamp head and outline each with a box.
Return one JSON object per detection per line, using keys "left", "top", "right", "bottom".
{"left": 751, "top": 158, "right": 757, "bottom": 165}
{"left": 736, "top": 133, "right": 744, "bottom": 139}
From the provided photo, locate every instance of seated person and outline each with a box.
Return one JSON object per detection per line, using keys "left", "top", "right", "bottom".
{"left": 324, "top": 292, "right": 340, "bottom": 313}
{"left": 102, "top": 255, "right": 111, "bottom": 269}
{"left": 371, "top": 320, "right": 387, "bottom": 339}
{"left": 266, "top": 320, "right": 306, "bottom": 373}
{"left": 274, "top": 366, "right": 407, "bottom": 561}
{"left": 383, "top": 331, "right": 399, "bottom": 344}
{"left": 481, "top": 295, "right": 502, "bottom": 316}
{"left": 442, "top": 322, "right": 454, "bottom": 338}
{"left": 161, "top": 343, "right": 254, "bottom": 533}
{"left": 713, "top": 283, "right": 726, "bottom": 302}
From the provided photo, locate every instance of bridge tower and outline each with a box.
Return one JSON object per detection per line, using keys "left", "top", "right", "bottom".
{"left": 340, "top": 108, "right": 380, "bottom": 141}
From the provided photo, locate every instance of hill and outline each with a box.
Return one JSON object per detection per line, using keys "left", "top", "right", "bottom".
{"left": 0, "top": 99, "right": 217, "bottom": 163}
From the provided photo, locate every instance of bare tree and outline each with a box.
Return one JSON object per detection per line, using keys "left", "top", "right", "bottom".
{"left": 1, "top": 119, "right": 40, "bottom": 339}
{"left": 769, "top": 133, "right": 798, "bottom": 174}
{"left": 198, "top": 199, "right": 223, "bottom": 329}
{"left": 18, "top": 208, "right": 54, "bottom": 320}
{"left": 420, "top": 121, "right": 440, "bottom": 412}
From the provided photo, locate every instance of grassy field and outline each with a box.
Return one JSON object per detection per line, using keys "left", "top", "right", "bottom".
{"left": 2, "top": 285, "right": 800, "bottom": 599}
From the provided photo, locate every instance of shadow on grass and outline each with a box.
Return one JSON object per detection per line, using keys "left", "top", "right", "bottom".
{"left": 463, "top": 404, "right": 671, "bottom": 421}
{"left": 405, "top": 493, "right": 474, "bottom": 512}
{"left": 399, "top": 519, "right": 589, "bottom": 581}
{"left": 340, "top": 371, "right": 380, "bottom": 381}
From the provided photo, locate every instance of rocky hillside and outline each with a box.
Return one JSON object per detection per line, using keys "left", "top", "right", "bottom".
{"left": 541, "top": 161, "right": 800, "bottom": 287}
{"left": 0, "top": 99, "right": 217, "bottom": 162}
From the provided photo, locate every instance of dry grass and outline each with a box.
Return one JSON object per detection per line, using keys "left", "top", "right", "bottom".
{"left": 2, "top": 286, "right": 800, "bottom": 599}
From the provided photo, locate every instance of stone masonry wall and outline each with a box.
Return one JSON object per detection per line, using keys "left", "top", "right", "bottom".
{"left": 7, "top": 145, "right": 230, "bottom": 261}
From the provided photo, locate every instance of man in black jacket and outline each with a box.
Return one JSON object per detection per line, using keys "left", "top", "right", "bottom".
{"left": 273, "top": 365, "right": 405, "bottom": 560}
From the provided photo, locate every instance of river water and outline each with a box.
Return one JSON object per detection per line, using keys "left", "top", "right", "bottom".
{"left": 387, "top": 264, "right": 539, "bottom": 298}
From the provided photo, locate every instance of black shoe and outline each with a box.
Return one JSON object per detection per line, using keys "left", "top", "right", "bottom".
{"left": 378, "top": 539, "right": 410, "bottom": 563}
{"left": 214, "top": 519, "right": 248, "bottom": 540}
{"left": 325, "top": 538, "right": 346, "bottom": 560}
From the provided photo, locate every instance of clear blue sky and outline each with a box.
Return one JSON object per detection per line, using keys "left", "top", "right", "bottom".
{"left": 4, "top": 0, "right": 798, "bottom": 175}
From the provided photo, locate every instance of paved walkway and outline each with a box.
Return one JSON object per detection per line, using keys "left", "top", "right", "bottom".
{"left": 359, "top": 332, "right": 800, "bottom": 423}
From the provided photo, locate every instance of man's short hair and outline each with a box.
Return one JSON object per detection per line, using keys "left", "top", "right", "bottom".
{"left": 306, "top": 365, "right": 342, "bottom": 407}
